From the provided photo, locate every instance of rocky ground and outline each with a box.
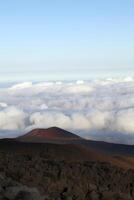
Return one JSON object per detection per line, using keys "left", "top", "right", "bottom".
{"left": 0, "top": 160, "right": 134, "bottom": 200}
{"left": 0, "top": 140, "right": 134, "bottom": 199}
{"left": 0, "top": 174, "right": 43, "bottom": 200}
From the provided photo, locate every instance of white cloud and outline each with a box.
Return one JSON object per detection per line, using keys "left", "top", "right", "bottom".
{"left": 0, "top": 102, "right": 7, "bottom": 108}
{"left": 29, "top": 111, "right": 72, "bottom": 130}
{"left": 10, "top": 82, "right": 33, "bottom": 90}
{"left": 115, "top": 109, "right": 134, "bottom": 134}
{"left": 0, "top": 107, "right": 27, "bottom": 130}
{"left": 0, "top": 77, "right": 134, "bottom": 143}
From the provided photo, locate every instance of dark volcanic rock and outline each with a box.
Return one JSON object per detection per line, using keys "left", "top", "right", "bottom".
{"left": 1, "top": 159, "right": 134, "bottom": 200}
{"left": 0, "top": 174, "right": 43, "bottom": 200}
{"left": 5, "top": 186, "right": 43, "bottom": 200}
{"left": 0, "top": 140, "right": 133, "bottom": 199}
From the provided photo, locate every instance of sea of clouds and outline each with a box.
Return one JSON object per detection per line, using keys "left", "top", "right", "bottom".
{"left": 0, "top": 77, "right": 134, "bottom": 144}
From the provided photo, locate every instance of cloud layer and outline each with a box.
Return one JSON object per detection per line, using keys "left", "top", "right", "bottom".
{"left": 1, "top": 77, "right": 134, "bottom": 144}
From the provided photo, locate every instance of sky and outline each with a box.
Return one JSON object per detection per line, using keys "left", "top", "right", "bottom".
{"left": 1, "top": 1, "right": 134, "bottom": 142}
{"left": 0, "top": 0, "right": 134, "bottom": 81}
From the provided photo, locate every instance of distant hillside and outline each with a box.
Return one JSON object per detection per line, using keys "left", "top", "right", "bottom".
{"left": 18, "top": 127, "right": 81, "bottom": 143}
{"left": 18, "top": 127, "right": 134, "bottom": 158}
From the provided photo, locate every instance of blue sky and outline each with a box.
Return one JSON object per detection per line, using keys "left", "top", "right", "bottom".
{"left": 0, "top": 0, "right": 134, "bottom": 81}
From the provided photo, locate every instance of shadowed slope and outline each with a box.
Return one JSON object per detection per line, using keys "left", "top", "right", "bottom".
{"left": 0, "top": 138, "right": 134, "bottom": 169}
{"left": 15, "top": 127, "right": 134, "bottom": 169}
{"left": 18, "top": 127, "right": 134, "bottom": 158}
